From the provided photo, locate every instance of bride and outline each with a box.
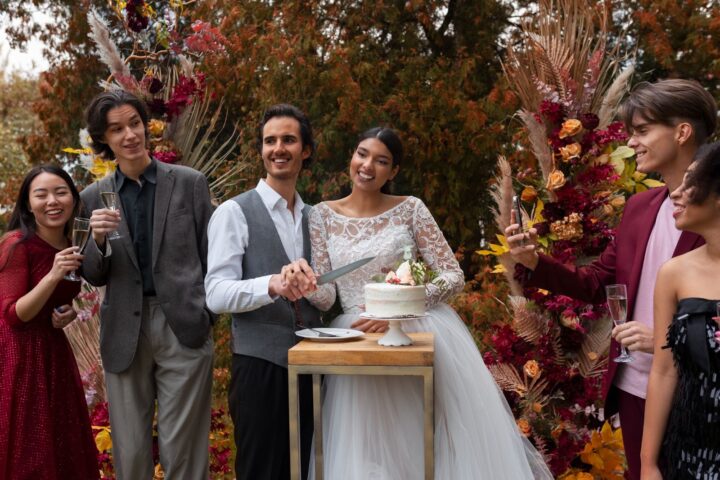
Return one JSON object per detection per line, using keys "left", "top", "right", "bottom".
{"left": 285, "top": 127, "right": 552, "bottom": 479}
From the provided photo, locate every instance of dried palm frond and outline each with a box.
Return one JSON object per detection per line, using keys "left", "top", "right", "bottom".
{"left": 550, "top": 325, "right": 569, "bottom": 366}
{"left": 517, "top": 110, "right": 553, "bottom": 183}
{"left": 488, "top": 363, "right": 527, "bottom": 396}
{"left": 490, "top": 155, "right": 514, "bottom": 233}
{"left": 489, "top": 156, "right": 524, "bottom": 295}
{"left": 87, "top": 10, "right": 138, "bottom": 92}
{"left": 577, "top": 316, "right": 612, "bottom": 377}
{"left": 64, "top": 312, "right": 105, "bottom": 400}
{"left": 509, "top": 295, "right": 550, "bottom": 343}
{"left": 597, "top": 65, "right": 635, "bottom": 129}
{"left": 504, "top": 0, "right": 628, "bottom": 117}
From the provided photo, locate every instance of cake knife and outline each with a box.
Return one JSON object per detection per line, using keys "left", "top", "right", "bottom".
{"left": 316, "top": 256, "right": 376, "bottom": 285}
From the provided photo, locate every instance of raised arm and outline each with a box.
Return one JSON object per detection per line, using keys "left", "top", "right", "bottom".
{"left": 411, "top": 198, "right": 464, "bottom": 308}
{"left": 305, "top": 207, "right": 336, "bottom": 311}
{"left": 1, "top": 239, "right": 82, "bottom": 326}
{"left": 640, "top": 261, "right": 679, "bottom": 479}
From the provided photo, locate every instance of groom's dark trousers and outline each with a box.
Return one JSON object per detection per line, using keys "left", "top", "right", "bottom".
{"left": 230, "top": 354, "right": 314, "bottom": 480}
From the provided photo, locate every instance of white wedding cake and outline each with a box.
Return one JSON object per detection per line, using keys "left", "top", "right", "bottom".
{"left": 364, "top": 283, "right": 426, "bottom": 317}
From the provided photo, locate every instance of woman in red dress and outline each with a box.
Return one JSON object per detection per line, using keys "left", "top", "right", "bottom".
{"left": 0, "top": 165, "right": 99, "bottom": 479}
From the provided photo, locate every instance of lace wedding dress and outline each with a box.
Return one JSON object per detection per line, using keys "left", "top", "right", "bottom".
{"left": 306, "top": 197, "right": 552, "bottom": 480}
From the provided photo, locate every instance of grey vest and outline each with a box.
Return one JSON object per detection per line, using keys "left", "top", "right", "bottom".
{"left": 230, "top": 189, "right": 321, "bottom": 367}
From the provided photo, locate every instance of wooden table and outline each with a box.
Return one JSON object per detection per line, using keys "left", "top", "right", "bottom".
{"left": 287, "top": 332, "right": 435, "bottom": 480}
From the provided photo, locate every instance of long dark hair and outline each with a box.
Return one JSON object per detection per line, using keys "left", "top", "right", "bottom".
{"left": 1, "top": 165, "right": 81, "bottom": 270}
{"left": 358, "top": 127, "right": 403, "bottom": 194}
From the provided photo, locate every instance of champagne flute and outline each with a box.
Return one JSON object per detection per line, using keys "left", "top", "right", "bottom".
{"left": 100, "top": 191, "right": 122, "bottom": 240}
{"left": 606, "top": 284, "right": 633, "bottom": 363}
{"left": 64, "top": 217, "right": 90, "bottom": 281}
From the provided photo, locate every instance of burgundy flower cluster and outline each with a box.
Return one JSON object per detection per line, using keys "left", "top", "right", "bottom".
{"left": 125, "top": 0, "right": 149, "bottom": 33}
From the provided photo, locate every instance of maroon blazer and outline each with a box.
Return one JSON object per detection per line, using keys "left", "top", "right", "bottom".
{"left": 525, "top": 187, "right": 704, "bottom": 414}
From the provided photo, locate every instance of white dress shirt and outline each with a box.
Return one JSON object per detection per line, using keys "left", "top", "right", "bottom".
{"left": 204, "top": 179, "right": 306, "bottom": 314}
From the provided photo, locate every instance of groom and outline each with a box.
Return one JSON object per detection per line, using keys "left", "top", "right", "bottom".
{"left": 205, "top": 103, "right": 321, "bottom": 480}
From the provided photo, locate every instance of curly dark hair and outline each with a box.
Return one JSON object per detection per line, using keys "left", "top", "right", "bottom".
{"left": 685, "top": 141, "right": 720, "bottom": 204}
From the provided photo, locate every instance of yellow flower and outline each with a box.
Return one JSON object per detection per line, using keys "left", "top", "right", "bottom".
{"left": 559, "top": 142, "right": 582, "bottom": 162}
{"left": 148, "top": 119, "right": 166, "bottom": 137}
{"left": 523, "top": 359, "right": 542, "bottom": 379}
{"left": 558, "top": 119, "right": 583, "bottom": 139}
{"left": 521, "top": 186, "right": 538, "bottom": 203}
{"left": 92, "top": 425, "right": 113, "bottom": 452}
{"left": 546, "top": 169, "right": 566, "bottom": 191}
{"left": 516, "top": 418, "right": 532, "bottom": 437}
{"left": 89, "top": 158, "right": 117, "bottom": 180}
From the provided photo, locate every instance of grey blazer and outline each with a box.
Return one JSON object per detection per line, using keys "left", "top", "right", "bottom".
{"left": 80, "top": 161, "right": 214, "bottom": 373}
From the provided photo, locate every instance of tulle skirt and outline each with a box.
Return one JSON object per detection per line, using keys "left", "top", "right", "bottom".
{"left": 308, "top": 303, "right": 553, "bottom": 480}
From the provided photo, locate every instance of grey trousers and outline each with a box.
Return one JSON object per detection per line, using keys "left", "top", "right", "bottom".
{"left": 105, "top": 297, "right": 214, "bottom": 480}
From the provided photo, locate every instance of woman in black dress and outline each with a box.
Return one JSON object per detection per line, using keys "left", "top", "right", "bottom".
{"left": 641, "top": 141, "right": 720, "bottom": 480}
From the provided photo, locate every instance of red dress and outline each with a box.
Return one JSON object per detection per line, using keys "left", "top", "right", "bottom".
{"left": 0, "top": 232, "right": 99, "bottom": 479}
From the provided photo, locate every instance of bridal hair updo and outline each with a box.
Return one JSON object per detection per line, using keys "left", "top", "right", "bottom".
{"left": 684, "top": 141, "right": 720, "bottom": 205}
{"left": 358, "top": 127, "right": 403, "bottom": 194}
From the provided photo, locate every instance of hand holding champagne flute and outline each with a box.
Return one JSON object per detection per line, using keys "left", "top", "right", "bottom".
{"left": 606, "top": 284, "right": 633, "bottom": 363}
{"left": 64, "top": 217, "right": 90, "bottom": 281}
{"left": 100, "top": 191, "right": 122, "bottom": 239}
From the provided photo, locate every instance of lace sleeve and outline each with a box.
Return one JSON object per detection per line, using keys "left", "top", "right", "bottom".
{"left": 306, "top": 206, "right": 337, "bottom": 311}
{"left": 411, "top": 198, "right": 465, "bottom": 308}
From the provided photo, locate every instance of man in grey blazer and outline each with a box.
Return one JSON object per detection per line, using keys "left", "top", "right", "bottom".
{"left": 205, "top": 104, "right": 321, "bottom": 480}
{"left": 80, "top": 90, "right": 214, "bottom": 479}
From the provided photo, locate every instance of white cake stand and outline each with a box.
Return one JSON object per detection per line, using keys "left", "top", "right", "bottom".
{"left": 360, "top": 313, "right": 425, "bottom": 346}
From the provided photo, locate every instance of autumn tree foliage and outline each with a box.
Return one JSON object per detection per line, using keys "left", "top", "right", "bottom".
{"left": 2, "top": 0, "right": 720, "bottom": 250}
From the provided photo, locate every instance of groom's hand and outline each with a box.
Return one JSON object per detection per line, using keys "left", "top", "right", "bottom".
{"left": 281, "top": 259, "right": 318, "bottom": 296}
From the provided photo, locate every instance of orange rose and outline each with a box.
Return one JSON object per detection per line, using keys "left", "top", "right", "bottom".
{"left": 559, "top": 142, "right": 582, "bottom": 162}
{"left": 148, "top": 119, "right": 166, "bottom": 137}
{"left": 532, "top": 402, "right": 543, "bottom": 413}
{"left": 558, "top": 119, "right": 583, "bottom": 139}
{"left": 516, "top": 418, "right": 532, "bottom": 437}
{"left": 521, "top": 186, "right": 538, "bottom": 203}
{"left": 523, "top": 359, "right": 542, "bottom": 379}
{"left": 546, "top": 169, "right": 566, "bottom": 191}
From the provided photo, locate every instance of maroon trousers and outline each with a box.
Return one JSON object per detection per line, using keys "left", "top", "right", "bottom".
{"left": 616, "top": 388, "right": 646, "bottom": 480}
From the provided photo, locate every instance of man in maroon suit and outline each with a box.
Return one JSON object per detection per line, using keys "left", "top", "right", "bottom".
{"left": 505, "top": 79, "right": 717, "bottom": 480}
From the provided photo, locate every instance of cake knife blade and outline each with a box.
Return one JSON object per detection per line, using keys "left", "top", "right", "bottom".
{"left": 316, "top": 256, "right": 376, "bottom": 285}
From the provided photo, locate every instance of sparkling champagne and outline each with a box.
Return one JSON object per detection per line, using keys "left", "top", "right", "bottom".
{"left": 101, "top": 191, "right": 118, "bottom": 210}
{"left": 606, "top": 295, "right": 627, "bottom": 325}
{"left": 72, "top": 228, "right": 90, "bottom": 252}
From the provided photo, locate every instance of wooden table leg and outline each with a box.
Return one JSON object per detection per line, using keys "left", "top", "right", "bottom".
{"left": 288, "top": 366, "right": 301, "bottom": 480}
{"left": 423, "top": 367, "right": 434, "bottom": 480}
{"left": 312, "top": 373, "right": 323, "bottom": 480}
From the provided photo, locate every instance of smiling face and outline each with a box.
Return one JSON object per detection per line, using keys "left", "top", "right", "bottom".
{"left": 349, "top": 138, "right": 399, "bottom": 193}
{"left": 261, "top": 116, "right": 310, "bottom": 187}
{"left": 669, "top": 164, "right": 719, "bottom": 232}
{"left": 627, "top": 113, "right": 690, "bottom": 176}
{"left": 28, "top": 172, "right": 76, "bottom": 238}
{"left": 103, "top": 104, "right": 150, "bottom": 168}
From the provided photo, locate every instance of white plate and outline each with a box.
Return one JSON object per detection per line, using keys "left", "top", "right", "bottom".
{"left": 295, "top": 328, "right": 365, "bottom": 342}
{"left": 359, "top": 312, "right": 427, "bottom": 321}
